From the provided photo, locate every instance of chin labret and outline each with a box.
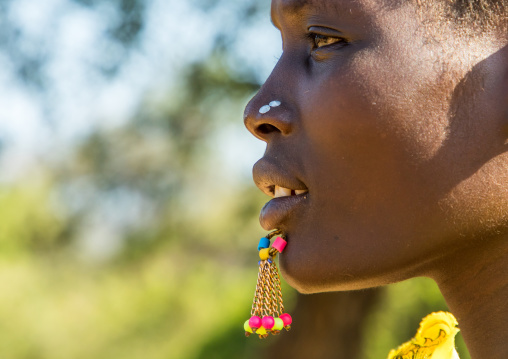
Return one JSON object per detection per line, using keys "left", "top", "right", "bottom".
{"left": 243, "top": 229, "right": 292, "bottom": 339}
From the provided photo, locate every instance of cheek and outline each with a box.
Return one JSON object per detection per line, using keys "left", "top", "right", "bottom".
{"left": 299, "top": 59, "right": 386, "bottom": 164}
{"left": 281, "top": 52, "right": 465, "bottom": 290}
{"left": 301, "top": 45, "right": 455, "bottom": 174}
{"left": 298, "top": 61, "right": 412, "bottom": 204}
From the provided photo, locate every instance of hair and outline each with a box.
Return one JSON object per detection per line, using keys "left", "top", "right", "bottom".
{"left": 410, "top": 0, "right": 508, "bottom": 41}
{"left": 444, "top": 0, "right": 507, "bottom": 28}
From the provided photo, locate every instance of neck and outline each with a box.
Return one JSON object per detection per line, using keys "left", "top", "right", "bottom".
{"left": 430, "top": 234, "right": 508, "bottom": 359}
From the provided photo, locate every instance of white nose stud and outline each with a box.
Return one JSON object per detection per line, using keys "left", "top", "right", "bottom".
{"left": 259, "top": 100, "right": 281, "bottom": 114}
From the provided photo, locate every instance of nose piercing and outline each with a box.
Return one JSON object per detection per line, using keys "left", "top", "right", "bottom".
{"left": 259, "top": 100, "right": 281, "bottom": 114}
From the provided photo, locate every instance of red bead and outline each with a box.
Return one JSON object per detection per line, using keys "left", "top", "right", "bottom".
{"left": 249, "top": 316, "right": 262, "bottom": 329}
{"left": 272, "top": 237, "right": 287, "bottom": 253}
{"left": 280, "top": 313, "right": 292, "bottom": 326}
{"left": 262, "top": 316, "right": 275, "bottom": 329}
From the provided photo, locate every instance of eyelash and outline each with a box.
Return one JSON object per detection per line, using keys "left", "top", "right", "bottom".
{"left": 307, "top": 33, "right": 348, "bottom": 50}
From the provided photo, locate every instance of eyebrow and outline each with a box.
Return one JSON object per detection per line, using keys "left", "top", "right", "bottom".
{"left": 282, "top": 0, "right": 312, "bottom": 12}
{"left": 271, "top": 0, "right": 347, "bottom": 27}
{"left": 271, "top": 0, "right": 312, "bottom": 29}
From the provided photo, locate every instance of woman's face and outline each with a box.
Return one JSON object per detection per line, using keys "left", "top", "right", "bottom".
{"left": 244, "top": 0, "right": 507, "bottom": 292}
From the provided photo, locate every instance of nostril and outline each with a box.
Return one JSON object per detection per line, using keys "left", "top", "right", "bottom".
{"left": 257, "top": 123, "right": 280, "bottom": 135}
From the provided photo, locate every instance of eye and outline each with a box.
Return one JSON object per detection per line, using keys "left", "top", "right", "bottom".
{"left": 306, "top": 30, "right": 348, "bottom": 50}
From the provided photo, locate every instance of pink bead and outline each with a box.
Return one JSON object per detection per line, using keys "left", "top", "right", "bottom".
{"left": 280, "top": 313, "right": 292, "bottom": 326}
{"left": 272, "top": 237, "right": 287, "bottom": 253}
{"left": 249, "top": 316, "right": 262, "bottom": 329}
{"left": 261, "top": 316, "right": 275, "bottom": 329}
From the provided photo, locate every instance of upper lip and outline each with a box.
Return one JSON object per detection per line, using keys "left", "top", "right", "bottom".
{"left": 253, "top": 157, "right": 308, "bottom": 197}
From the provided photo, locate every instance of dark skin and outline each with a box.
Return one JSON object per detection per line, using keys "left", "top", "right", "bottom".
{"left": 244, "top": 0, "right": 508, "bottom": 357}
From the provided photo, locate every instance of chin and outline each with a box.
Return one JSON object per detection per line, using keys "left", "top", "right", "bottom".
{"left": 278, "top": 234, "right": 413, "bottom": 293}
{"left": 278, "top": 247, "right": 374, "bottom": 294}
{"left": 280, "top": 259, "right": 406, "bottom": 294}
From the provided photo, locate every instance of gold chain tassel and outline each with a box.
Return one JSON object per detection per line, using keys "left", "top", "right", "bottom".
{"left": 244, "top": 230, "right": 292, "bottom": 338}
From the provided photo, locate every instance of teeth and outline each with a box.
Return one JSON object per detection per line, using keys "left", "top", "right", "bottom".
{"left": 274, "top": 186, "right": 308, "bottom": 198}
{"left": 274, "top": 186, "right": 291, "bottom": 198}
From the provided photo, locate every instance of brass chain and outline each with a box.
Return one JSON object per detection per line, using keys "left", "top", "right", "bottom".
{"left": 249, "top": 231, "right": 287, "bottom": 326}
{"left": 265, "top": 259, "right": 278, "bottom": 316}
{"left": 260, "top": 261, "right": 274, "bottom": 317}
{"left": 251, "top": 262, "right": 265, "bottom": 317}
{"left": 273, "top": 259, "right": 285, "bottom": 314}
{"left": 251, "top": 258, "right": 283, "bottom": 318}
{"left": 258, "top": 262, "right": 268, "bottom": 317}
{"left": 266, "top": 229, "right": 283, "bottom": 240}
{"left": 267, "top": 259, "right": 280, "bottom": 317}
{"left": 255, "top": 261, "right": 266, "bottom": 316}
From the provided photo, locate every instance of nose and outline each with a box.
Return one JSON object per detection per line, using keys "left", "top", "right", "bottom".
{"left": 244, "top": 53, "right": 296, "bottom": 141}
{"left": 243, "top": 95, "right": 293, "bottom": 142}
{"left": 243, "top": 58, "right": 295, "bottom": 142}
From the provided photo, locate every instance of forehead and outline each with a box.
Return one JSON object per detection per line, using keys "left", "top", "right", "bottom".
{"left": 273, "top": 0, "right": 341, "bottom": 14}
{"left": 272, "top": 0, "right": 405, "bottom": 11}
{"left": 270, "top": 0, "right": 405, "bottom": 27}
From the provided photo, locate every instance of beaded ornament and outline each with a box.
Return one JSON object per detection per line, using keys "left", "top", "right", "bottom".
{"left": 244, "top": 230, "right": 292, "bottom": 339}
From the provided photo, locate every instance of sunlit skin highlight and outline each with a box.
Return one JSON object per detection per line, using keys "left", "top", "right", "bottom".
{"left": 244, "top": 0, "right": 508, "bottom": 357}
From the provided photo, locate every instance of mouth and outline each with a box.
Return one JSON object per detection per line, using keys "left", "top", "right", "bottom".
{"left": 253, "top": 159, "right": 309, "bottom": 231}
{"left": 260, "top": 186, "right": 309, "bottom": 231}
{"left": 270, "top": 185, "right": 308, "bottom": 198}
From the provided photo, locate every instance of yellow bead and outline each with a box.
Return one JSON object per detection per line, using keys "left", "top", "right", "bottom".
{"left": 259, "top": 248, "right": 270, "bottom": 260}
{"left": 256, "top": 327, "right": 267, "bottom": 335}
{"left": 273, "top": 318, "right": 284, "bottom": 330}
{"left": 244, "top": 320, "right": 253, "bottom": 333}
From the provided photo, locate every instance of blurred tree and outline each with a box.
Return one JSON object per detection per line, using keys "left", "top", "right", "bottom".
{"left": 264, "top": 289, "right": 382, "bottom": 359}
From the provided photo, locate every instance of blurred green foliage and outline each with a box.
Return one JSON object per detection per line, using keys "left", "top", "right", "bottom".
{"left": 0, "top": 177, "right": 65, "bottom": 255}
{"left": 0, "top": 0, "right": 471, "bottom": 358}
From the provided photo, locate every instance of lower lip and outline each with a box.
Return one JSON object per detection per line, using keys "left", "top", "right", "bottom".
{"left": 259, "top": 194, "right": 308, "bottom": 231}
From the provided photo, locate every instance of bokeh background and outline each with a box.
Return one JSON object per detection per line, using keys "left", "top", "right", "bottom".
{"left": 0, "top": 0, "right": 470, "bottom": 358}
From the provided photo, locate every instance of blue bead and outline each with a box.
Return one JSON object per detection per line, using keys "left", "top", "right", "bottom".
{"left": 267, "top": 258, "right": 272, "bottom": 264}
{"left": 258, "top": 237, "right": 270, "bottom": 251}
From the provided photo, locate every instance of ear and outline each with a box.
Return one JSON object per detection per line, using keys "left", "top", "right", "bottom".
{"left": 478, "top": 42, "right": 508, "bottom": 150}
{"left": 498, "top": 43, "right": 508, "bottom": 143}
